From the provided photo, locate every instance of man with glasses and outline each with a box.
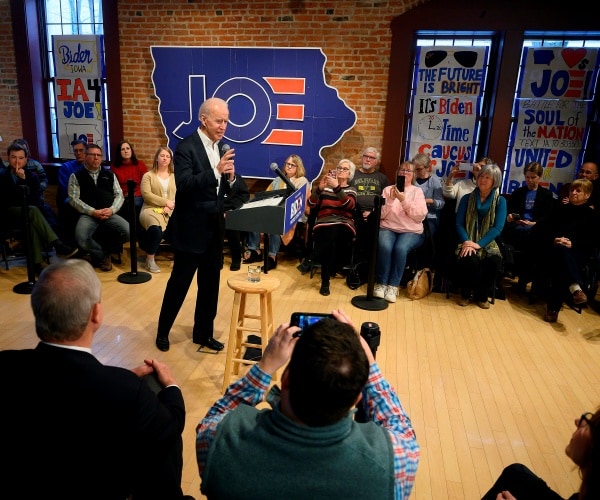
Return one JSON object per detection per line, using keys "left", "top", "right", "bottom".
{"left": 349, "top": 147, "right": 391, "bottom": 279}
{"left": 68, "top": 143, "right": 130, "bottom": 272}
{"left": 57, "top": 139, "right": 87, "bottom": 246}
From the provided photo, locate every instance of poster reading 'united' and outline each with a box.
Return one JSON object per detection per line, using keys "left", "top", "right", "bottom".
{"left": 505, "top": 47, "right": 599, "bottom": 195}
{"left": 52, "top": 35, "right": 106, "bottom": 158}
{"left": 407, "top": 46, "right": 489, "bottom": 180}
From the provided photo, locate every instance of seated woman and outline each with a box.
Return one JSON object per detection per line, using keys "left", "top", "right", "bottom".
{"left": 374, "top": 160, "right": 428, "bottom": 303}
{"left": 412, "top": 153, "right": 445, "bottom": 237}
{"left": 307, "top": 159, "right": 357, "bottom": 296}
{"left": 541, "top": 179, "right": 599, "bottom": 322}
{"left": 455, "top": 163, "right": 507, "bottom": 309}
{"left": 139, "top": 147, "right": 176, "bottom": 273}
{"left": 243, "top": 154, "right": 309, "bottom": 269}
{"left": 482, "top": 406, "right": 599, "bottom": 499}
{"left": 502, "top": 161, "right": 555, "bottom": 290}
{"left": 0, "top": 141, "right": 75, "bottom": 273}
{"left": 111, "top": 140, "right": 149, "bottom": 225}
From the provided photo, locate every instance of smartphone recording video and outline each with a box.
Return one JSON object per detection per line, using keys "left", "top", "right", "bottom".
{"left": 396, "top": 175, "right": 405, "bottom": 192}
{"left": 458, "top": 162, "right": 473, "bottom": 171}
{"left": 290, "top": 312, "right": 334, "bottom": 333}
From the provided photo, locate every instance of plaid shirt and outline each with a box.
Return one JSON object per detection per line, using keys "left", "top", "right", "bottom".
{"left": 196, "top": 363, "right": 420, "bottom": 499}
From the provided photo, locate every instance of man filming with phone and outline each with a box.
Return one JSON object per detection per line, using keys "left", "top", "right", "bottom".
{"left": 196, "top": 308, "right": 420, "bottom": 499}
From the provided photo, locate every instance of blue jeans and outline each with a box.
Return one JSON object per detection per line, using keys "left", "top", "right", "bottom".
{"left": 247, "top": 232, "right": 281, "bottom": 257}
{"left": 75, "top": 214, "right": 130, "bottom": 264}
{"left": 376, "top": 228, "right": 424, "bottom": 287}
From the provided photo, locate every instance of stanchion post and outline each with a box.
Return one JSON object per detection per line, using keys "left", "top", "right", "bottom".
{"left": 13, "top": 185, "right": 36, "bottom": 294}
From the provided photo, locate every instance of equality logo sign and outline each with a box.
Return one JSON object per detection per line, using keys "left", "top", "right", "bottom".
{"left": 151, "top": 47, "right": 356, "bottom": 181}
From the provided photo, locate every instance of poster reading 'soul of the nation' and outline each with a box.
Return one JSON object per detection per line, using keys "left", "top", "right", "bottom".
{"left": 506, "top": 47, "right": 599, "bottom": 196}
{"left": 407, "top": 46, "right": 489, "bottom": 182}
{"left": 53, "top": 34, "right": 106, "bottom": 158}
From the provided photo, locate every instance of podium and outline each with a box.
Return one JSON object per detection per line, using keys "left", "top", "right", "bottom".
{"left": 226, "top": 188, "right": 305, "bottom": 273}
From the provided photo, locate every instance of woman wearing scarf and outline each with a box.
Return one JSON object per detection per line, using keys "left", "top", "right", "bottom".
{"left": 455, "top": 163, "right": 507, "bottom": 309}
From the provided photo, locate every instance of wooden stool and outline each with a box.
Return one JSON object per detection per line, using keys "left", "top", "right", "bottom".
{"left": 222, "top": 274, "right": 281, "bottom": 393}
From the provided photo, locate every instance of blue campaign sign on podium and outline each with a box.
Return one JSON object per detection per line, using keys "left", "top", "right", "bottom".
{"left": 284, "top": 188, "right": 305, "bottom": 234}
{"left": 150, "top": 46, "right": 356, "bottom": 182}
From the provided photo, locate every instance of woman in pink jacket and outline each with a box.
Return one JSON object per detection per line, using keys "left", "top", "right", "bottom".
{"left": 374, "top": 160, "right": 428, "bottom": 303}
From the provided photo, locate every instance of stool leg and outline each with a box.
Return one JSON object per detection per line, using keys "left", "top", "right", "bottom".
{"left": 232, "top": 292, "right": 247, "bottom": 376}
{"left": 222, "top": 290, "right": 243, "bottom": 394}
{"left": 262, "top": 291, "right": 278, "bottom": 383}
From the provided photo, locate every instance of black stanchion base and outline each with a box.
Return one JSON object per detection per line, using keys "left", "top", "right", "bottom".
{"left": 13, "top": 281, "right": 36, "bottom": 295}
{"left": 351, "top": 295, "right": 389, "bottom": 311}
{"left": 117, "top": 271, "right": 152, "bottom": 284}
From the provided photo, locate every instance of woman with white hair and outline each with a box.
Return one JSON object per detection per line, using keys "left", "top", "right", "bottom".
{"left": 455, "top": 163, "right": 507, "bottom": 309}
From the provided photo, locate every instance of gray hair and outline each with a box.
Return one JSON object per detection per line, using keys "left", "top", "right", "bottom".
{"left": 362, "top": 147, "right": 381, "bottom": 162}
{"left": 412, "top": 153, "right": 431, "bottom": 170}
{"left": 338, "top": 158, "right": 356, "bottom": 181}
{"left": 31, "top": 260, "right": 102, "bottom": 342}
{"left": 479, "top": 163, "right": 503, "bottom": 189}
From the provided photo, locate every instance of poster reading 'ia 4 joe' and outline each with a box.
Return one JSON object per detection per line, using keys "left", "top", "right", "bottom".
{"left": 53, "top": 35, "right": 106, "bottom": 158}
{"left": 407, "top": 46, "right": 489, "bottom": 181}
{"left": 505, "top": 47, "right": 600, "bottom": 196}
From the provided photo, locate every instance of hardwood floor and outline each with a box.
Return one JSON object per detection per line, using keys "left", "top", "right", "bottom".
{"left": 1, "top": 249, "right": 599, "bottom": 499}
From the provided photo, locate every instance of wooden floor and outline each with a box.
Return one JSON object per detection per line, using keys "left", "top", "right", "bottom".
{"left": 1, "top": 248, "right": 599, "bottom": 499}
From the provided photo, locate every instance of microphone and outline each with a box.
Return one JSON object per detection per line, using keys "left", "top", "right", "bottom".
{"left": 220, "top": 143, "right": 233, "bottom": 181}
{"left": 270, "top": 162, "right": 297, "bottom": 193}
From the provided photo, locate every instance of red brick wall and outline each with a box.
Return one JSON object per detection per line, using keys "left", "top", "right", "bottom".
{"left": 116, "top": 0, "right": 426, "bottom": 171}
{"left": 1, "top": 0, "right": 427, "bottom": 172}
{"left": 0, "top": 0, "right": 23, "bottom": 151}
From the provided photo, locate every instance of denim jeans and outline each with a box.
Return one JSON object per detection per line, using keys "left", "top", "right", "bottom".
{"left": 75, "top": 213, "right": 130, "bottom": 263}
{"left": 376, "top": 228, "right": 424, "bottom": 287}
{"left": 246, "top": 232, "right": 281, "bottom": 257}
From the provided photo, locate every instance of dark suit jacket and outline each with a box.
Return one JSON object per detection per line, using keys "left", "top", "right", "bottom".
{"left": 506, "top": 185, "right": 555, "bottom": 225}
{"left": 0, "top": 342, "right": 186, "bottom": 500}
{"left": 165, "top": 131, "right": 231, "bottom": 253}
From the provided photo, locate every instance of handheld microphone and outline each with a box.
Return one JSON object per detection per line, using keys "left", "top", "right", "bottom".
{"left": 220, "top": 143, "right": 233, "bottom": 181}
{"left": 270, "top": 162, "right": 297, "bottom": 193}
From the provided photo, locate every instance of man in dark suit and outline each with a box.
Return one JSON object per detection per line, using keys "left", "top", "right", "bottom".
{"left": 156, "top": 97, "right": 236, "bottom": 352}
{"left": 0, "top": 259, "right": 191, "bottom": 500}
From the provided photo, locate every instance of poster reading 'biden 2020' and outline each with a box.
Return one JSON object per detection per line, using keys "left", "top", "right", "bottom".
{"left": 505, "top": 47, "right": 600, "bottom": 196}
{"left": 151, "top": 47, "right": 357, "bottom": 182}
{"left": 52, "top": 35, "right": 106, "bottom": 158}
{"left": 407, "top": 46, "right": 489, "bottom": 181}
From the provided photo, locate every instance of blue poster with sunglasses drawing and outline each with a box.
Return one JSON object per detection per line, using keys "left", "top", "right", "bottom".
{"left": 407, "top": 46, "right": 489, "bottom": 181}
{"left": 150, "top": 46, "right": 356, "bottom": 182}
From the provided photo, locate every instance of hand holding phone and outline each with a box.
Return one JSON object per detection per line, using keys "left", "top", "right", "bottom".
{"left": 396, "top": 175, "right": 405, "bottom": 192}
{"left": 459, "top": 162, "right": 473, "bottom": 171}
{"left": 511, "top": 213, "right": 521, "bottom": 221}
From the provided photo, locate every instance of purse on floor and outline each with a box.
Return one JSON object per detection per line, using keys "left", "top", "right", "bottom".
{"left": 406, "top": 268, "right": 433, "bottom": 300}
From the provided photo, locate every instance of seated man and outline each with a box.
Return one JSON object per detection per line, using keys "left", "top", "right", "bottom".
{"left": 196, "top": 308, "right": 420, "bottom": 499}
{"left": 68, "top": 143, "right": 129, "bottom": 272}
{"left": 57, "top": 139, "right": 87, "bottom": 247}
{"left": 0, "top": 260, "right": 191, "bottom": 499}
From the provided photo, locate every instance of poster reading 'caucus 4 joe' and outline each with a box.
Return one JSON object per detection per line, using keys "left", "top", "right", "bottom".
{"left": 506, "top": 47, "right": 600, "bottom": 195}
{"left": 407, "top": 46, "right": 489, "bottom": 182}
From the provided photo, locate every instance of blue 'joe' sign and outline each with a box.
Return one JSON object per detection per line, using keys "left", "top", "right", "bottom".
{"left": 151, "top": 46, "right": 356, "bottom": 181}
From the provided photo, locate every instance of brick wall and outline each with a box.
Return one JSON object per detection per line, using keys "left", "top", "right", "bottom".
{"left": 0, "top": 0, "right": 23, "bottom": 150}
{"left": 1, "top": 0, "right": 427, "bottom": 172}
{"left": 116, "top": 0, "right": 426, "bottom": 170}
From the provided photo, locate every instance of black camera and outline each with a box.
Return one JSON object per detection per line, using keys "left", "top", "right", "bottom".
{"left": 360, "top": 322, "right": 381, "bottom": 358}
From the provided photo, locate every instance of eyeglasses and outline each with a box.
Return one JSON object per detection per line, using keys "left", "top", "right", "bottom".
{"left": 336, "top": 166, "right": 350, "bottom": 172}
{"left": 577, "top": 412, "right": 594, "bottom": 428}
{"left": 284, "top": 162, "right": 297, "bottom": 168}
{"left": 580, "top": 170, "right": 597, "bottom": 175}
{"left": 362, "top": 154, "right": 377, "bottom": 161}
{"left": 398, "top": 169, "right": 414, "bottom": 174}
{"left": 86, "top": 153, "right": 102, "bottom": 158}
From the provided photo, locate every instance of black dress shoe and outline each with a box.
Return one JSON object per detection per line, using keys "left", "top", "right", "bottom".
{"left": 156, "top": 336, "right": 170, "bottom": 352}
{"left": 319, "top": 283, "right": 330, "bottom": 296}
{"left": 195, "top": 337, "right": 224, "bottom": 351}
{"left": 230, "top": 261, "right": 241, "bottom": 271}
{"left": 267, "top": 256, "right": 277, "bottom": 270}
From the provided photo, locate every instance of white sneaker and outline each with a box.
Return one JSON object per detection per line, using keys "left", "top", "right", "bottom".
{"left": 384, "top": 286, "right": 398, "bottom": 303}
{"left": 374, "top": 283, "right": 386, "bottom": 298}
{"left": 145, "top": 260, "right": 161, "bottom": 273}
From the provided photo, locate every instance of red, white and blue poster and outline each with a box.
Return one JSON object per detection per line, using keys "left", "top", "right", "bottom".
{"left": 505, "top": 47, "right": 600, "bottom": 196}
{"left": 151, "top": 47, "right": 356, "bottom": 182}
